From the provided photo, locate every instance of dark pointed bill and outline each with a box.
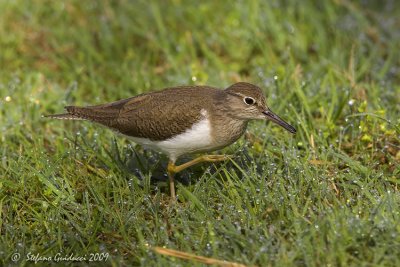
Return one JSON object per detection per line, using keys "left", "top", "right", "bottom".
{"left": 263, "top": 110, "right": 296, "bottom": 134}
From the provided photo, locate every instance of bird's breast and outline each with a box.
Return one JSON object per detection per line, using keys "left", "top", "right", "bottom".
{"left": 210, "top": 116, "right": 248, "bottom": 148}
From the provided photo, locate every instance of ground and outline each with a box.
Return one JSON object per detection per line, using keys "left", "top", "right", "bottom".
{"left": 0, "top": 0, "right": 399, "bottom": 266}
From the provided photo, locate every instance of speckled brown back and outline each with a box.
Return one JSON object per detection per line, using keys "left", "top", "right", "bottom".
{"left": 64, "top": 86, "right": 225, "bottom": 141}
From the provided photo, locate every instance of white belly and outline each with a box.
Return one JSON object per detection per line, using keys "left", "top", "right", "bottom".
{"left": 129, "top": 114, "right": 214, "bottom": 162}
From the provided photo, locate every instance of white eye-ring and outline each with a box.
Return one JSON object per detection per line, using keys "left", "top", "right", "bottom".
{"left": 244, "top": 97, "right": 255, "bottom": 105}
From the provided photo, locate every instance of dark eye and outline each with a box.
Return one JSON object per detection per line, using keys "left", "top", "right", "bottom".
{"left": 244, "top": 97, "right": 255, "bottom": 105}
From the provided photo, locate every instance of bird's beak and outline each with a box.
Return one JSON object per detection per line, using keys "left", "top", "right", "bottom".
{"left": 262, "top": 110, "right": 296, "bottom": 134}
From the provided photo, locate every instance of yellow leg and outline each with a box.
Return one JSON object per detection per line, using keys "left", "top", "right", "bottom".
{"left": 167, "top": 169, "right": 176, "bottom": 200}
{"left": 167, "top": 155, "right": 232, "bottom": 199}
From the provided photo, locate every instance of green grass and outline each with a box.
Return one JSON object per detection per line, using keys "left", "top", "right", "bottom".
{"left": 1, "top": 0, "right": 400, "bottom": 266}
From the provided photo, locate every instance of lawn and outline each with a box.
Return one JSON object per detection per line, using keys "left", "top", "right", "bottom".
{"left": 0, "top": 0, "right": 399, "bottom": 266}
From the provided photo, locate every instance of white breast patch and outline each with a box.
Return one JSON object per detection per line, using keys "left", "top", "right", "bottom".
{"left": 129, "top": 109, "right": 213, "bottom": 161}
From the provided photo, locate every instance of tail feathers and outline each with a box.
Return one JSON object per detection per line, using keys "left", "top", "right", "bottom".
{"left": 44, "top": 113, "right": 86, "bottom": 120}
{"left": 45, "top": 106, "right": 118, "bottom": 124}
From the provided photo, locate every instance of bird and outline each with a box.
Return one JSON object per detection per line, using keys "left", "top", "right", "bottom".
{"left": 46, "top": 82, "right": 296, "bottom": 199}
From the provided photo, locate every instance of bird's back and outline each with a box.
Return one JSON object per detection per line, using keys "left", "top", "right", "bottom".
{"left": 49, "top": 86, "right": 223, "bottom": 141}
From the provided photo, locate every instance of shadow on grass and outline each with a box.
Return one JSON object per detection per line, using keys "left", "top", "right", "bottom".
{"left": 102, "top": 138, "right": 257, "bottom": 193}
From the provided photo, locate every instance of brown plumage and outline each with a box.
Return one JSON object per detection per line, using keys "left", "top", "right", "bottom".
{"left": 47, "top": 82, "right": 295, "bottom": 146}
{"left": 49, "top": 86, "right": 217, "bottom": 140}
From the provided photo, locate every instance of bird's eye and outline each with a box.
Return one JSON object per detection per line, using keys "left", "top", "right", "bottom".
{"left": 244, "top": 97, "right": 255, "bottom": 105}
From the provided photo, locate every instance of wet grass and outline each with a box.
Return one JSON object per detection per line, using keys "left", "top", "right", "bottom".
{"left": 1, "top": 0, "right": 400, "bottom": 266}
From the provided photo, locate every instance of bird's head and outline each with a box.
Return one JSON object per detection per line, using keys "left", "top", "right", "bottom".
{"left": 224, "top": 82, "right": 296, "bottom": 134}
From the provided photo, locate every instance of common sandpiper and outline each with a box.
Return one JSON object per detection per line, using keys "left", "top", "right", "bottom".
{"left": 47, "top": 82, "right": 296, "bottom": 199}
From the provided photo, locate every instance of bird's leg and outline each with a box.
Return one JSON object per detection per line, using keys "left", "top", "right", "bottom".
{"left": 167, "top": 161, "right": 177, "bottom": 200}
{"left": 172, "top": 155, "right": 232, "bottom": 173}
{"left": 167, "top": 155, "right": 232, "bottom": 198}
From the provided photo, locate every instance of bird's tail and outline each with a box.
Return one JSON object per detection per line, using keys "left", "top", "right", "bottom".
{"left": 45, "top": 105, "right": 119, "bottom": 126}
{"left": 45, "top": 106, "right": 90, "bottom": 120}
